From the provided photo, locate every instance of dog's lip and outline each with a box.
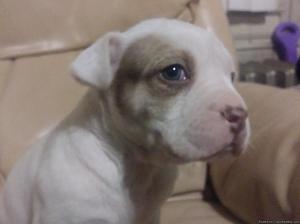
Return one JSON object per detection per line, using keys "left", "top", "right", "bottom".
{"left": 166, "top": 141, "right": 244, "bottom": 163}
{"left": 197, "top": 142, "right": 244, "bottom": 161}
{"left": 165, "top": 130, "right": 248, "bottom": 162}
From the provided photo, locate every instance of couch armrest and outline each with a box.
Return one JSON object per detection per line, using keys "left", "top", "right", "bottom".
{"left": 211, "top": 83, "right": 300, "bottom": 222}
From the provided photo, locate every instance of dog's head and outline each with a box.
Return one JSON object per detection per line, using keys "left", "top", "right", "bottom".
{"left": 71, "top": 19, "right": 250, "bottom": 163}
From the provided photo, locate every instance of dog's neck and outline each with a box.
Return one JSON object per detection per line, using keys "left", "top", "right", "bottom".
{"left": 68, "top": 90, "right": 163, "bottom": 166}
{"left": 71, "top": 90, "right": 177, "bottom": 206}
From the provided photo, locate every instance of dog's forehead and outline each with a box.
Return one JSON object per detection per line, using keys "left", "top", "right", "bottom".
{"left": 124, "top": 19, "right": 211, "bottom": 51}
{"left": 122, "top": 19, "right": 232, "bottom": 72}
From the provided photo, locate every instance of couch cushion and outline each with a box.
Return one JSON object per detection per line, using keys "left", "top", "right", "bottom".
{"left": 0, "top": 174, "right": 4, "bottom": 192}
{"left": 0, "top": 51, "right": 87, "bottom": 175}
{"left": 0, "top": 61, "right": 11, "bottom": 96}
{"left": 161, "top": 194, "right": 238, "bottom": 223}
{"left": 0, "top": 0, "right": 191, "bottom": 59}
{"left": 211, "top": 83, "right": 300, "bottom": 222}
{"left": 172, "top": 162, "right": 207, "bottom": 195}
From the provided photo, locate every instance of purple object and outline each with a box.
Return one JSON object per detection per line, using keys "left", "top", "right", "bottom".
{"left": 272, "top": 22, "right": 300, "bottom": 64}
{"left": 296, "top": 58, "right": 300, "bottom": 82}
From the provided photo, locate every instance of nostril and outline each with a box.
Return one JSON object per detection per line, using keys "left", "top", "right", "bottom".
{"left": 227, "top": 113, "right": 242, "bottom": 123}
{"left": 221, "top": 106, "right": 248, "bottom": 124}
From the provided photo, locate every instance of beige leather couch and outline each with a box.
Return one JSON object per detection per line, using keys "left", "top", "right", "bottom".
{"left": 1, "top": 0, "right": 300, "bottom": 223}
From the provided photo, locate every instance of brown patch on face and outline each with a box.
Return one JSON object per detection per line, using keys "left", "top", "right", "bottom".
{"left": 111, "top": 35, "right": 195, "bottom": 119}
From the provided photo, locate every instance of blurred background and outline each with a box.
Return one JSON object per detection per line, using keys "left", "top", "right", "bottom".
{"left": 222, "top": 0, "right": 300, "bottom": 88}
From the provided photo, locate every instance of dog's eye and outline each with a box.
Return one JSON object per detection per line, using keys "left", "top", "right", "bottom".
{"left": 160, "top": 64, "right": 188, "bottom": 81}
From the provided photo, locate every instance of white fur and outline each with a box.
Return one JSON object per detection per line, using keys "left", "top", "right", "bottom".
{"left": 0, "top": 18, "right": 250, "bottom": 224}
{"left": 71, "top": 32, "right": 124, "bottom": 89}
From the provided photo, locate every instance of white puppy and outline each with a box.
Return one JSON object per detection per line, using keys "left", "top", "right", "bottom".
{"left": 0, "top": 19, "right": 250, "bottom": 224}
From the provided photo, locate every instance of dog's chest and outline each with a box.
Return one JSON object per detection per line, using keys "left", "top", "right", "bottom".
{"left": 123, "top": 161, "right": 177, "bottom": 223}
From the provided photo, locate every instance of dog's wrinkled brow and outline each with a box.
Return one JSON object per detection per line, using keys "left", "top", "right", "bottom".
{"left": 115, "top": 35, "right": 195, "bottom": 83}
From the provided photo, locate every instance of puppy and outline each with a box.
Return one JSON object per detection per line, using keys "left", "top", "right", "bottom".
{"left": 0, "top": 19, "right": 250, "bottom": 224}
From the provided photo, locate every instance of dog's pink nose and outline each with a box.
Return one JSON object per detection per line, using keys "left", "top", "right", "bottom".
{"left": 221, "top": 106, "right": 248, "bottom": 134}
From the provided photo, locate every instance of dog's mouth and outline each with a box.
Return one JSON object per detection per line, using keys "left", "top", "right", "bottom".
{"left": 199, "top": 133, "right": 249, "bottom": 161}
{"left": 165, "top": 136, "right": 247, "bottom": 164}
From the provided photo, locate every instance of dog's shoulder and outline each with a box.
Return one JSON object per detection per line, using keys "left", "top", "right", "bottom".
{"left": 35, "top": 126, "right": 123, "bottom": 190}
{"left": 3, "top": 126, "right": 132, "bottom": 223}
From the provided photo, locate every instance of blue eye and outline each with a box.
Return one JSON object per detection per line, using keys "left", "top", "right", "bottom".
{"left": 160, "top": 64, "right": 188, "bottom": 81}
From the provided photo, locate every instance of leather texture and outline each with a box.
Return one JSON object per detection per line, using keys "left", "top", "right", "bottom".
{"left": 211, "top": 83, "right": 300, "bottom": 222}
{"left": 0, "top": 175, "right": 4, "bottom": 192}
{"left": 173, "top": 162, "right": 207, "bottom": 195}
{"left": 0, "top": 0, "right": 190, "bottom": 58}
{"left": 0, "top": 51, "right": 87, "bottom": 175}
{"left": 161, "top": 194, "right": 238, "bottom": 224}
{"left": 0, "top": 61, "right": 11, "bottom": 95}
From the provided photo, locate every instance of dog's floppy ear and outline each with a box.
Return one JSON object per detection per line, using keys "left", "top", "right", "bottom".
{"left": 71, "top": 32, "right": 124, "bottom": 89}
